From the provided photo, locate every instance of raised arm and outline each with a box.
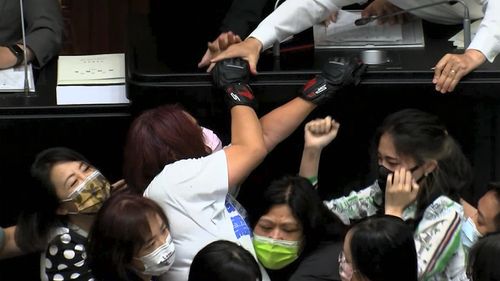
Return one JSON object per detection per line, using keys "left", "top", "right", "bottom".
{"left": 214, "top": 57, "right": 366, "bottom": 188}
{"left": 260, "top": 56, "right": 367, "bottom": 153}
{"left": 212, "top": 58, "right": 267, "bottom": 188}
{"left": 299, "top": 116, "right": 340, "bottom": 183}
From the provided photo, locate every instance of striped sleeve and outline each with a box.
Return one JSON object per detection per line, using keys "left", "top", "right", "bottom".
{"left": 414, "top": 196, "right": 464, "bottom": 280}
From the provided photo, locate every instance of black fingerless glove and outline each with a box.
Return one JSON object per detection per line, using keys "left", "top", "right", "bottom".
{"left": 301, "top": 56, "right": 367, "bottom": 105}
{"left": 212, "top": 58, "right": 257, "bottom": 110}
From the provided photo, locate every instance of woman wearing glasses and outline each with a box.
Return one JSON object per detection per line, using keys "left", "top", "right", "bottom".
{"left": 339, "top": 215, "right": 418, "bottom": 281}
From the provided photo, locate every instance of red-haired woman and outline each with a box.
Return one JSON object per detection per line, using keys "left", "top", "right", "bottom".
{"left": 122, "top": 58, "right": 363, "bottom": 281}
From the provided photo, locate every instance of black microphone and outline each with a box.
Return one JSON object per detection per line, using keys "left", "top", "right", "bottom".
{"left": 19, "top": 0, "right": 30, "bottom": 95}
{"left": 354, "top": 0, "right": 471, "bottom": 48}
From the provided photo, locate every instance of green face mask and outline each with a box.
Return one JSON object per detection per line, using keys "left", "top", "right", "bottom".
{"left": 253, "top": 234, "right": 300, "bottom": 270}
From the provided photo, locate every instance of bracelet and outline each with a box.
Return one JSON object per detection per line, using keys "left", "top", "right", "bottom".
{"left": 307, "top": 176, "right": 318, "bottom": 187}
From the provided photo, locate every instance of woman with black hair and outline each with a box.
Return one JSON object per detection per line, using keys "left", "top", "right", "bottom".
{"left": 13, "top": 147, "right": 113, "bottom": 281}
{"left": 303, "top": 109, "right": 472, "bottom": 281}
{"left": 340, "top": 215, "right": 418, "bottom": 281}
{"left": 189, "top": 240, "right": 262, "bottom": 281}
{"left": 251, "top": 175, "right": 346, "bottom": 281}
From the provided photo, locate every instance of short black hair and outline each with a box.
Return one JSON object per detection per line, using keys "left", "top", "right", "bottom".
{"left": 468, "top": 232, "right": 500, "bottom": 281}
{"left": 188, "top": 240, "right": 261, "bottom": 281}
{"left": 16, "top": 147, "right": 89, "bottom": 252}
{"left": 349, "top": 215, "right": 418, "bottom": 281}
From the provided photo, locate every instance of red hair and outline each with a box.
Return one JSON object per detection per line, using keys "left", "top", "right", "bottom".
{"left": 123, "top": 104, "right": 209, "bottom": 193}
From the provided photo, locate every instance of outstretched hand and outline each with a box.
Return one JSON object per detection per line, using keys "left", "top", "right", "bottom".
{"left": 198, "top": 32, "right": 242, "bottom": 72}
{"left": 301, "top": 56, "right": 367, "bottom": 105}
{"left": 211, "top": 37, "right": 263, "bottom": 75}
{"left": 304, "top": 116, "right": 340, "bottom": 150}
{"left": 433, "top": 49, "right": 486, "bottom": 93}
{"left": 384, "top": 167, "right": 419, "bottom": 218}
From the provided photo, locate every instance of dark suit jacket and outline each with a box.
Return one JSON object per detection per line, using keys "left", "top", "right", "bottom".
{"left": 220, "top": 0, "right": 274, "bottom": 38}
{"left": 0, "top": 0, "right": 63, "bottom": 67}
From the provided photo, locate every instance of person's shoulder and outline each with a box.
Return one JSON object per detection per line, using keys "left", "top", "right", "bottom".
{"left": 145, "top": 150, "right": 227, "bottom": 195}
{"left": 48, "top": 225, "right": 86, "bottom": 247}
{"left": 423, "top": 195, "right": 463, "bottom": 220}
{"left": 165, "top": 150, "right": 226, "bottom": 172}
{"left": 291, "top": 240, "right": 342, "bottom": 281}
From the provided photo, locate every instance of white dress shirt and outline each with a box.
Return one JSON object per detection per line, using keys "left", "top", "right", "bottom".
{"left": 250, "top": 0, "right": 499, "bottom": 62}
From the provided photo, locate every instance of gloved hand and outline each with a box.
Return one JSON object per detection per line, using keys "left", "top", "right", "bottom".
{"left": 212, "top": 58, "right": 257, "bottom": 110}
{"left": 301, "top": 56, "right": 366, "bottom": 105}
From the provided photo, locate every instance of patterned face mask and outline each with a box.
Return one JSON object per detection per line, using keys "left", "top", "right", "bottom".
{"left": 61, "top": 170, "right": 111, "bottom": 214}
{"left": 137, "top": 234, "right": 176, "bottom": 276}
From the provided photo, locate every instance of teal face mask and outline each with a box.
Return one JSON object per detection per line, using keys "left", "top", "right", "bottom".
{"left": 253, "top": 234, "right": 300, "bottom": 270}
{"left": 461, "top": 217, "right": 483, "bottom": 250}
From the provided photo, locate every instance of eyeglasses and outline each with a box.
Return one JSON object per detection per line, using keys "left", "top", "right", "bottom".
{"left": 338, "top": 251, "right": 356, "bottom": 280}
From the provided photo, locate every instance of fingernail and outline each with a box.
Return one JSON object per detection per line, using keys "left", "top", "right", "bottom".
{"left": 435, "top": 86, "right": 440, "bottom": 91}
{"left": 432, "top": 78, "right": 437, "bottom": 83}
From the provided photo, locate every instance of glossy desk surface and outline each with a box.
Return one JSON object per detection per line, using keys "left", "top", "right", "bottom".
{"left": 0, "top": 58, "right": 129, "bottom": 119}
{"left": 126, "top": 12, "right": 500, "bottom": 102}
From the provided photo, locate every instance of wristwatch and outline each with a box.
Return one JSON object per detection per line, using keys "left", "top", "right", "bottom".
{"left": 6, "top": 44, "right": 24, "bottom": 67}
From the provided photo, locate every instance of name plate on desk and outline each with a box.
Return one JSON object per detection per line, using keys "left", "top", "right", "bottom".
{"left": 56, "top": 54, "right": 129, "bottom": 105}
{"left": 313, "top": 10, "right": 425, "bottom": 49}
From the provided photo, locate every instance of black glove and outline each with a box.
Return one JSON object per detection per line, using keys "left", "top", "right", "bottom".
{"left": 212, "top": 58, "right": 257, "bottom": 110}
{"left": 300, "top": 56, "right": 367, "bottom": 105}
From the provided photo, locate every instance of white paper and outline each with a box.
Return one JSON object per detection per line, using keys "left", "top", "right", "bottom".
{"left": 314, "top": 10, "right": 425, "bottom": 49}
{"left": 57, "top": 53, "right": 125, "bottom": 85}
{"left": 448, "top": 20, "right": 481, "bottom": 49}
{"left": 56, "top": 85, "right": 129, "bottom": 105}
{"left": 0, "top": 64, "right": 35, "bottom": 92}
{"left": 320, "top": 10, "right": 403, "bottom": 43}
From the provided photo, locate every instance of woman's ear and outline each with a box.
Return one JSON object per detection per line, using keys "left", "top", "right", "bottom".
{"left": 423, "top": 160, "right": 438, "bottom": 176}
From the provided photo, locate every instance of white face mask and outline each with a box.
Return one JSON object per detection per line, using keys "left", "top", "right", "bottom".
{"left": 202, "top": 127, "right": 223, "bottom": 152}
{"left": 137, "top": 234, "right": 176, "bottom": 276}
{"left": 461, "top": 217, "right": 483, "bottom": 249}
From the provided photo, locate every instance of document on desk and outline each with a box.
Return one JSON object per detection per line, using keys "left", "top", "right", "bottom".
{"left": 56, "top": 53, "right": 129, "bottom": 105}
{"left": 0, "top": 64, "right": 35, "bottom": 92}
{"left": 313, "top": 10, "right": 425, "bottom": 49}
{"left": 57, "top": 53, "right": 125, "bottom": 85}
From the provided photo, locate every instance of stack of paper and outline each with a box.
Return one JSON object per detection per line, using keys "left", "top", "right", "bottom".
{"left": 0, "top": 64, "right": 35, "bottom": 93}
{"left": 448, "top": 20, "right": 481, "bottom": 49}
{"left": 313, "top": 10, "right": 424, "bottom": 49}
{"left": 56, "top": 53, "right": 129, "bottom": 105}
